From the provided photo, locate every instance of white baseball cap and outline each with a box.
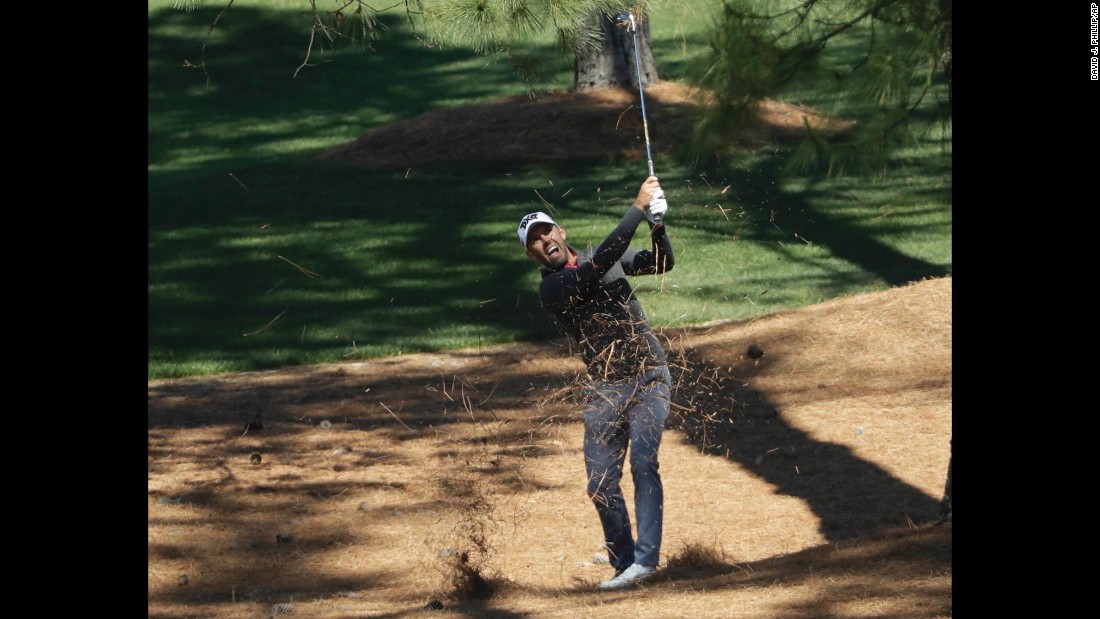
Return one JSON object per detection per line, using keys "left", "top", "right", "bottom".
{"left": 517, "top": 212, "right": 558, "bottom": 247}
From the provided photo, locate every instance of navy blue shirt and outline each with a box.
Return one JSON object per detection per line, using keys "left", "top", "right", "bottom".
{"left": 538, "top": 207, "right": 675, "bottom": 381}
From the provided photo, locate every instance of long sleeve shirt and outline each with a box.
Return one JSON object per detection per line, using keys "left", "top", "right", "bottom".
{"left": 538, "top": 207, "right": 675, "bottom": 382}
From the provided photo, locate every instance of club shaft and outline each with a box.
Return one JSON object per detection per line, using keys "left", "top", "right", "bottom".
{"left": 630, "top": 26, "right": 654, "bottom": 176}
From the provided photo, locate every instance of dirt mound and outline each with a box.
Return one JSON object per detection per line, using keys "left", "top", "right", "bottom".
{"left": 316, "top": 81, "right": 851, "bottom": 169}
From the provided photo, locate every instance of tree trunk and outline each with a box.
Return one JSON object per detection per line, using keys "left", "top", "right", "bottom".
{"left": 573, "top": 10, "right": 657, "bottom": 92}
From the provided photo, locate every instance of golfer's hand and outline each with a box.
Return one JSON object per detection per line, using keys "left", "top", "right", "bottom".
{"left": 633, "top": 176, "right": 668, "bottom": 226}
{"left": 634, "top": 176, "right": 662, "bottom": 213}
{"left": 647, "top": 189, "right": 668, "bottom": 226}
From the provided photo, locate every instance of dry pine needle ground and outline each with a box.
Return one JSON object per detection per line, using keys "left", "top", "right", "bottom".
{"left": 149, "top": 273, "right": 951, "bottom": 618}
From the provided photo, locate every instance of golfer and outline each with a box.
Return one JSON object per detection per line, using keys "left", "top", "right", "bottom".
{"left": 516, "top": 175, "right": 675, "bottom": 591}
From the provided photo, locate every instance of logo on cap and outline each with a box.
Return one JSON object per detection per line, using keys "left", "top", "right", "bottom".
{"left": 518, "top": 212, "right": 558, "bottom": 246}
{"left": 518, "top": 213, "right": 541, "bottom": 231}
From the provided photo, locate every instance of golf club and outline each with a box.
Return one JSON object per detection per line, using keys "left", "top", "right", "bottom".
{"left": 616, "top": 11, "right": 654, "bottom": 177}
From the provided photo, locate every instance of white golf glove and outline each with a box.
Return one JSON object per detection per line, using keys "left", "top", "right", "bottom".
{"left": 647, "top": 189, "right": 669, "bottom": 226}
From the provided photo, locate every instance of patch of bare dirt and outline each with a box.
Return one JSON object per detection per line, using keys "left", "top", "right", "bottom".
{"left": 316, "top": 81, "right": 852, "bottom": 169}
{"left": 149, "top": 276, "right": 951, "bottom": 618}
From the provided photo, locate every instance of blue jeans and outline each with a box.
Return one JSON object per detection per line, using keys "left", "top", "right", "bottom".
{"left": 583, "top": 365, "right": 671, "bottom": 570}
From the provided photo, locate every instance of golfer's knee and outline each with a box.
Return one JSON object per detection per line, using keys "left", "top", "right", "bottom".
{"left": 587, "top": 477, "right": 609, "bottom": 498}
{"left": 591, "top": 488, "right": 621, "bottom": 511}
{"left": 630, "top": 453, "right": 660, "bottom": 476}
{"left": 587, "top": 473, "right": 621, "bottom": 499}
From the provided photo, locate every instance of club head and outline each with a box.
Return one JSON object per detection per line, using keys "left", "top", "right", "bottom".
{"left": 615, "top": 12, "right": 635, "bottom": 30}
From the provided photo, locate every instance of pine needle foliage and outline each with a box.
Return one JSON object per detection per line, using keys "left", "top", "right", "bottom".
{"left": 418, "top": 1, "right": 664, "bottom": 93}
{"left": 687, "top": 0, "right": 952, "bottom": 180}
{"left": 178, "top": 1, "right": 673, "bottom": 93}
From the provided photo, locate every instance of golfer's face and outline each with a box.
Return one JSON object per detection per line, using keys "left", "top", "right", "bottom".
{"left": 525, "top": 223, "right": 569, "bottom": 268}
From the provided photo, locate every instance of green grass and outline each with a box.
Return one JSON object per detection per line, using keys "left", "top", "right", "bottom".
{"left": 149, "top": 0, "right": 951, "bottom": 380}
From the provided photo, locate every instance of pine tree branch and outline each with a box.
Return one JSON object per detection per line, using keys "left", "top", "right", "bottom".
{"left": 186, "top": 0, "right": 236, "bottom": 92}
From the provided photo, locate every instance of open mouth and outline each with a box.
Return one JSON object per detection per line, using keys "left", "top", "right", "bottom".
{"left": 546, "top": 243, "right": 560, "bottom": 258}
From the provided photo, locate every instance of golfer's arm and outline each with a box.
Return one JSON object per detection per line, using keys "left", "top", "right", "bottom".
{"left": 624, "top": 223, "right": 675, "bottom": 275}
{"left": 591, "top": 207, "right": 646, "bottom": 269}
{"left": 650, "top": 225, "right": 675, "bottom": 273}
